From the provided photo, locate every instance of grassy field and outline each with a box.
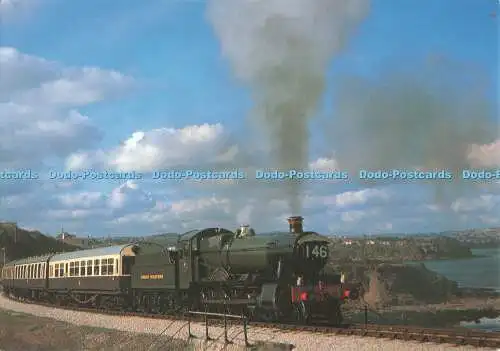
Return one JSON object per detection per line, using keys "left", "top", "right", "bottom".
{"left": 0, "top": 309, "right": 189, "bottom": 351}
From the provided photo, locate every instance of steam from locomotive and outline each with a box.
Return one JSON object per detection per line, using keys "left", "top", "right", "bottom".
{"left": 207, "top": 0, "right": 370, "bottom": 214}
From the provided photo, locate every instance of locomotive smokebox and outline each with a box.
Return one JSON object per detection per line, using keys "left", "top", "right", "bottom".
{"left": 287, "top": 216, "right": 303, "bottom": 233}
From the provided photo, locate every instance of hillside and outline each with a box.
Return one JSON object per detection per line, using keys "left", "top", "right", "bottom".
{"left": 0, "top": 224, "right": 78, "bottom": 266}
{"left": 442, "top": 227, "right": 500, "bottom": 248}
{"left": 328, "top": 236, "right": 473, "bottom": 262}
{"left": 328, "top": 262, "right": 461, "bottom": 306}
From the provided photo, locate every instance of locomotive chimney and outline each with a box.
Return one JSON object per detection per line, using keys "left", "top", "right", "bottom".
{"left": 287, "top": 216, "right": 303, "bottom": 234}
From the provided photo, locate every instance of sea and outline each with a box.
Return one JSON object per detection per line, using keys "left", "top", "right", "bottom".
{"left": 414, "top": 248, "right": 500, "bottom": 332}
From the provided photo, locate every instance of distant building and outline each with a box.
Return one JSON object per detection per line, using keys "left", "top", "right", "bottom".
{"left": 56, "top": 232, "right": 91, "bottom": 249}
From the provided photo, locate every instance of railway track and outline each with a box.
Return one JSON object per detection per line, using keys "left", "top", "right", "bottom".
{"left": 4, "top": 293, "right": 500, "bottom": 349}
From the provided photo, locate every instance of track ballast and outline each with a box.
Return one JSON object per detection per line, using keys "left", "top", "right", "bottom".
{"left": 4, "top": 293, "right": 499, "bottom": 349}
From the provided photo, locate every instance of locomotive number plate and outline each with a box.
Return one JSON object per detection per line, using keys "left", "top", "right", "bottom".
{"left": 305, "top": 244, "right": 328, "bottom": 259}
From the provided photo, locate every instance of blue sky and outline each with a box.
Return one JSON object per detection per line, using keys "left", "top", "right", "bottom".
{"left": 0, "top": 0, "right": 498, "bottom": 237}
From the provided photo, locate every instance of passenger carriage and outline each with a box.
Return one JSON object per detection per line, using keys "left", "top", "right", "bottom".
{"left": 1, "top": 255, "right": 52, "bottom": 298}
{"left": 48, "top": 244, "right": 138, "bottom": 296}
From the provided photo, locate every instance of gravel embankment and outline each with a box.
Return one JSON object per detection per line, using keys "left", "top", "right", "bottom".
{"left": 0, "top": 294, "right": 492, "bottom": 351}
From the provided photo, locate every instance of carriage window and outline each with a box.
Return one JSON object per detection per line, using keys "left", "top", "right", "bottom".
{"left": 107, "top": 259, "right": 114, "bottom": 275}
{"left": 75, "top": 261, "right": 80, "bottom": 276}
{"left": 69, "top": 262, "right": 75, "bottom": 276}
{"left": 101, "top": 259, "right": 108, "bottom": 275}
{"left": 59, "top": 264, "right": 64, "bottom": 277}
{"left": 87, "top": 260, "right": 92, "bottom": 276}
{"left": 115, "top": 259, "right": 118, "bottom": 275}
{"left": 94, "top": 259, "right": 100, "bottom": 275}
{"left": 54, "top": 264, "right": 59, "bottom": 277}
{"left": 80, "top": 261, "right": 86, "bottom": 276}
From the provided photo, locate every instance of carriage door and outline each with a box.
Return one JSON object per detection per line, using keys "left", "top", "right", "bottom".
{"left": 122, "top": 256, "right": 134, "bottom": 275}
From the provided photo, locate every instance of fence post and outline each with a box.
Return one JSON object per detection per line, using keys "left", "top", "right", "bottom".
{"left": 223, "top": 296, "right": 231, "bottom": 344}
{"left": 204, "top": 304, "right": 211, "bottom": 341}
{"left": 187, "top": 313, "right": 194, "bottom": 338}
{"left": 243, "top": 315, "right": 250, "bottom": 347}
{"left": 364, "top": 305, "right": 368, "bottom": 326}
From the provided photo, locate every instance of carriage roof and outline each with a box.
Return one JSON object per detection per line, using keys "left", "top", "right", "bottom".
{"left": 3, "top": 254, "right": 53, "bottom": 267}
{"left": 50, "top": 243, "right": 137, "bottom": 262}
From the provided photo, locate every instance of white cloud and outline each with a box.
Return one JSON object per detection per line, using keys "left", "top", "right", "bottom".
{"left": 478, "top": 215, "right": 499, "bottom": 225}
{"left": 341, "top": 210, "right": 367, "bottom": 222}
{"left": 0, "top": 47, "right": 133, "bottom": 169}
{"left": 309, "top": 157, "right": 338, "bottom": 171}
{"left": 171, "top": 196, "right": 231, "bottom": 216}
{"left": 451, "top": 194, "right": 499, "bottom": 213}
{"left": 57, "top": 191, "right": 102, "bottom": 208}
{"left": 332, "top": 188, "right": 390, "bottom": 208}
{"left": 66, "top": 123, "right": 240, "bottom": 171}
{"left": 0, "top": 0, "right": 37, "bottom": 19}
{"left": 108, "top": 181, "right": 140, "bottom": 209}
{"left": 468, "top": 139, "right": 500, "bottom": 167}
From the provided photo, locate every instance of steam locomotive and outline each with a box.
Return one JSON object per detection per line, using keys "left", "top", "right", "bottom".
{"left": 0, "top": 216, "right": 356, "bottom": 324}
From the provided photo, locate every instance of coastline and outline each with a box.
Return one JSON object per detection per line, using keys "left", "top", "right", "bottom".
{"left": 344, "top": 296, "right": 500, "bottom": 329}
